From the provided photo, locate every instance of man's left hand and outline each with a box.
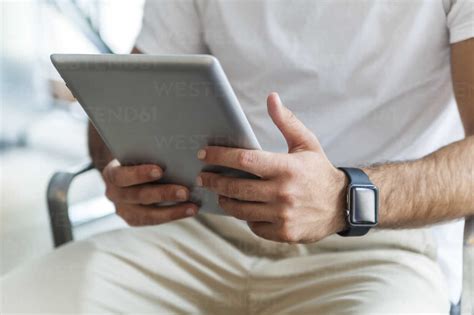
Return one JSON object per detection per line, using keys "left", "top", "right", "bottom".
{"left": 196, "top": 92, "right": 348, "bottom": 243}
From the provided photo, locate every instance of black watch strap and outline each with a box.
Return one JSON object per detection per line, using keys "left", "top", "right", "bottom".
{"left": 338, "top": 167, "right": 372, "bottom": 237}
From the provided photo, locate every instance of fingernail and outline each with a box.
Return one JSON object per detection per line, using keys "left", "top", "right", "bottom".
{"left": 197, "top": 149, "right": 206, "bottom": 160}
{"left": 150, "top": 168, "right": 161, "bottom": 178}
{"left": 185, "top": 208, "right": 195, "bottom": 216}
{"left": 195, "top": 176, "right": 203, "bottom": 187}
{"left": 275, "top": 93, "right": 282, "bottom": 103}
{"left": 176, "top": 189, "right": 187, "bottom": 200}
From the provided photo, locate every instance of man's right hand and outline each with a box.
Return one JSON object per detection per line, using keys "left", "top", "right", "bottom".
{"left": 102, "top": 159, "right": 199, "bottom": 226}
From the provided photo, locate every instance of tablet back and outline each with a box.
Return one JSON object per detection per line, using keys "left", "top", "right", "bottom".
{"left": 51, "top": 54, "right": 261, "bottom": 215}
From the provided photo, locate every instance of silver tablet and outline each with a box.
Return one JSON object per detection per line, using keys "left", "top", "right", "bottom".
{"left": 51, "top": 54, "right": 261, "bottom": 215}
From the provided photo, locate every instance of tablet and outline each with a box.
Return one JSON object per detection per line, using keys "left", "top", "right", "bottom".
{"left": 51, "top": 54, "right": 261, "bottom": 215}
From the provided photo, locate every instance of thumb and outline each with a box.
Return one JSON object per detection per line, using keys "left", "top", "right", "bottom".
{"left": 267, "top": 92, "right": 321, "bottom": 153}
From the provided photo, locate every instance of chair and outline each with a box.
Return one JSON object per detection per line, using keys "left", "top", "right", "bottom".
{"left": 46, "top": 162, "right": 473, "bottom": 314}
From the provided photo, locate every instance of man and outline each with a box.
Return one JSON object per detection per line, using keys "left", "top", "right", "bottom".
{"left": 2, "top": 0, "right": 473, "bottom": 313}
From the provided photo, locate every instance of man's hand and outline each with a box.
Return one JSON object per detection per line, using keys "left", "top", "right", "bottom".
{"left": 103, "top": 160, "right": 199, "bottom": 226}
{"left": 90, "top": 46, "right": 201, "bottom": 226}
{"left": 196, "top": 93, "right": 347, "bottom": 243}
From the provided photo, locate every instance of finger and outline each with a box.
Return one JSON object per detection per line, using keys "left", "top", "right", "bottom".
{"left": 248, "top": 221, "right": 298, "bottom": 243}
{"left": 116, "top": 202, "right": 198, "bottom": 226}
{"left": 267, "top": 92, "right": 321, "bottom": 153}
{"left": 110, "top": 184, "right": 190, "bottom": 205}
{"left": 218, "top": 196, "right": 277, "bottom": 222}
{"left": 197, "top": 172, "right": 273, "bottom": 202}
{"left": 247, "top": 221, "right": 280, "bottom": 242}
{"left": 197, "top": 146, "right": 283, "bottom": 178}
{"left": 104, "top": 160, "right": 163, "bottom": 187}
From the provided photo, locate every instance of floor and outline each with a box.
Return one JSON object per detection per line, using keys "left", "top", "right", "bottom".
{"left": 0, "top": 145, "right": 129, "bottom": 275}
{"left": 1, "top": 148, "right": 70, "bottom": 274}
{"left": 0, "top": 107, "right": 108, "bottom": 275}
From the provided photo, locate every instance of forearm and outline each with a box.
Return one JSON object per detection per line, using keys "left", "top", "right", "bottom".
{"left": 364, "top": 135, "right": 474, "bottom": 228}
{"left": 88, "top": 123, "right": 114, "bottom": 172}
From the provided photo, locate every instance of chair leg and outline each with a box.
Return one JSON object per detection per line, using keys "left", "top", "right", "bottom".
{"left": 46, "top": 162, "right": 94, "bottom": 247}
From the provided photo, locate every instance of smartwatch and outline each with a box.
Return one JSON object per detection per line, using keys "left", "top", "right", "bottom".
{"left": 338, "top": 167, "right": 378, "bottom": 237}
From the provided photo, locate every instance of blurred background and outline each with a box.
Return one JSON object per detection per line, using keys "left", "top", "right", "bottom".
{"left": 1, "top": 0, "right": 145, "bottom": 276}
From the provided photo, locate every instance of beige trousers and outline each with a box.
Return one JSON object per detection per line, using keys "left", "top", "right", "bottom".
{"left": 1, "top": 214, "right": 450, "bottom": 314}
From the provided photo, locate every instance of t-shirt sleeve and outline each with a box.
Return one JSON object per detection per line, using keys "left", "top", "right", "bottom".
{"left": 134, "top": 0, "right": 207, "bottom": 54}
{"left": 446, "top": 0, "right": 474, "bottom": 43}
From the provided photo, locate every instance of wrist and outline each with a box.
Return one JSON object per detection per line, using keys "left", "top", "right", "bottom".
{"left": 336, "top": 167, "right": 379, "bottom": 237}
{"left": 331, "top": 168, "right": 349, "bottom": 234}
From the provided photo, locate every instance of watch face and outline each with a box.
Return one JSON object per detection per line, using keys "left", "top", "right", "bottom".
{"left": 349, "top": 185, "right": 378, "bottom": 226}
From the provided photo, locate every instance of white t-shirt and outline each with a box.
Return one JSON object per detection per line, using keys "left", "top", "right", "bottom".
{"left": 135, "top": 0, "right": 474, "bottom": 303}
